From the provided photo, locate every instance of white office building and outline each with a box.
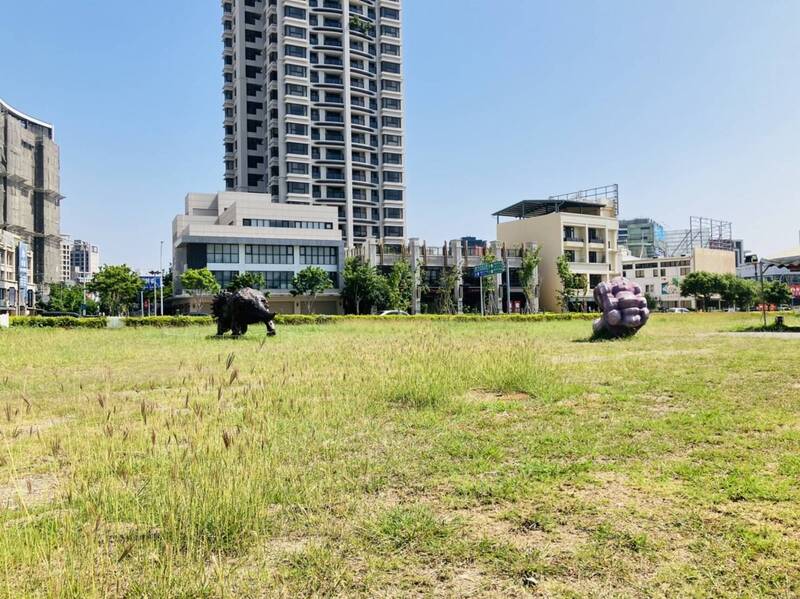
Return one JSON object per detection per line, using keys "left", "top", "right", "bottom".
{"left": 172, "top": 191, "right": 344, "bottom": 314}
{"left": 221, "top": 0, "right": 405, "bottom": 247}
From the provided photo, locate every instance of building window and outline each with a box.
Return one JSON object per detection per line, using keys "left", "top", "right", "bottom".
{"left": 382, "top": 97, "right": 401, "bottom": 110}
{"left": 285, "top": 44, "right": 307, "bottom": 58}
{"left": 287, "top": 182, "right": 309, "bottom": 194}
{"left": 384, "top": 189, "right": 403, "bottom": 202}
{"left": 286, "top": 103, "right": 308, "bottom": 116}
{"left": 285, "top": 64, "right": 307, "bottom": 78}
{"left": 286, "top": 161, "right": 309, "bottom": 175}
{"left": 381, "top": 7, "right": 400, "bottom": 19}
{"left": 383, "top": 170, "right": 402, "bottom": 183}
{"left": 285, "top": 25, "right": 307, "bottom": 39}
{"left": 381, "top": 79, "right": 401, "bottom": 92}
{"left": 286, "top": 142, "right": 309, "bottom": 155}
{"left": 207, "top": 244, "right": 239, "bottom": 264}
{"left": 382, "top": 152, "right": 402, "bottom": 164}
{"left": 381, "top": 25, "right": 400, "bottom": 37}
{"left": 286, "top": 122, "right": 308, "bottom": 136}
{"left": 284, "top": 5, "right": 306, "bottom": 19}
{"left": 211, "top": 270, "right": 238, "bottom": 289}
{"left": 299, "top": 246, "right": 338, "bottom": 265}
{"left": 243, "top": 219, "right": 333, "bottom": 230}
{"left": 286, "top": 83, "right": 307, "bottom": 97}
{"left": 384, "top": 207, "right": 403, "bottom": 219}
{"left": 384, "top": 226, "right": 404, "bottom": 238}
{"left": 261, "top": 271, "right": 294, "bottom": 290}
{"left": 635, "top": 269, "right": 645, "bottom": 278}
{"left": 245, "top": 244, "right": 294, "bottom": 265}
{"left": 382, "top": 116, "right": 402, "bottom": 128}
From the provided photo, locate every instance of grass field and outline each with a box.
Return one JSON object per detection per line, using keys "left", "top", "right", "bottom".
{"left": 1, "top": 312, "right": 799, "bottom": 597}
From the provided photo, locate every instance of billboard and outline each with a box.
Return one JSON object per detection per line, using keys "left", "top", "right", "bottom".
{"left": 17, "top": 242, "right": 29, "bottom": 300}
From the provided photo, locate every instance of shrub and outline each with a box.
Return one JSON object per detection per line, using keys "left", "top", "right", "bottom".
{"left": 124, "top": 316, "right": 213, "bottom": 328}
{"left": 10, "top": 316, "right": 107, "bottom": 329}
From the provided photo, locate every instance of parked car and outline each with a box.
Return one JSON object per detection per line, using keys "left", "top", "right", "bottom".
{"left": 667, "top": 307, "right": 690, "bottom": 313}
{"left": 379, "top": 310, "right": 409, "bottom": 316}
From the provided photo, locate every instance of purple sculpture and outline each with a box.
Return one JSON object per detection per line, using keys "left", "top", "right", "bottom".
{"left": 592, "top": 277, "right": 650, "bottom": 338}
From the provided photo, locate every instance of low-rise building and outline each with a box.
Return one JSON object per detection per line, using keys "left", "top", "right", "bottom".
{"left": 622, "top": 247, "right": 736, "bottom": 309}
{"left": 172, "top": 192, "right": 345, "bottom": 314}
{"left": 495, "top": 197, "right": 620, "bottom": 312}
{"left": 0, "top": 229, "right": 36, "bottom": 313}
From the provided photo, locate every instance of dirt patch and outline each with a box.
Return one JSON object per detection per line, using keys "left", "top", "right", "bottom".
{"left": 0, "top": 473, "right": 59, "bottom": 510}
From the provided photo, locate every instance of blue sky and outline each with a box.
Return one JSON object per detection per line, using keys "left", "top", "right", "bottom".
{"left": 2, "top": 0, "right": 798, "bottom": 270}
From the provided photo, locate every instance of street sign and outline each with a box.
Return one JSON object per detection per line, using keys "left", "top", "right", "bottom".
{"left": 17, "top": 242, "right": 28, "bottom": 300}
{"left": 473, "top": 261, "right": 505, "bottom": 278}
{"left": 141, "top": 275, "right": 162, "bottom": 291}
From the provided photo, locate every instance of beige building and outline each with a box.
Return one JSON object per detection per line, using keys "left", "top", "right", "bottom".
{"left": 0, "top": 98, "right": 62, "bottom": 286}
{"left": 495, "top": 196, "right": 620, "bottom": 312}
{"left": 172, "top": 192, "right": 344, "bottom": 314}
{"left": 622, "top": 247, "right": 736, "bottom": 309}
{"left": 0, "top": 229, "right": 36, "bottom": 314}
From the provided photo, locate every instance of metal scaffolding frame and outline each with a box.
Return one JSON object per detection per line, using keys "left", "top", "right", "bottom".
{"left": 549, "top": 184, "right": 619, "bottom": 217}
{"left": 663, "top": 216, "right": 734, "bottom": 256}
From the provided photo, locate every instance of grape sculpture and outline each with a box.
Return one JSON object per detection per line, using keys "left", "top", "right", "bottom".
{"left": 592, "top": 277, "right": 650, "bottom": 338}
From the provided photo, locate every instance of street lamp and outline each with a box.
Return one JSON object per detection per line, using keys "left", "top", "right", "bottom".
{"left": 159, "top": 240, "right": 165, "bottom": 316}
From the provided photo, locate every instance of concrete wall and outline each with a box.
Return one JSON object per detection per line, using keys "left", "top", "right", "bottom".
{"left": 693, "top": 248, "right": 736, "bottom": 275}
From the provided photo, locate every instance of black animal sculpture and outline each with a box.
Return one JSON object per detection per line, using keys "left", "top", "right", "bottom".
{"left": 212, "top": 287, "right": 277, "bottom": 337}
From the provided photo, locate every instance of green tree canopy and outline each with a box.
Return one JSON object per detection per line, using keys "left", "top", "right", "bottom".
{"left": 44, "top": 283, "right": 99, "bottom": 315}
{"left": 228, "top": 271, "right": 266, "bottom": 292}
{"left": 180, "top": 268, "right": 220, "bottom": 314}
{"left": 386, "top": 259, "right": 414, "bottom": 312}
{"left": 556, "top": 255, "right": 587, "bottom": 312}
{"left": 342, "top": 256, "right": 384, "bottom": 315}
{"left": 87, "top": 264, "right": 144, "bottom": 316}
{"left": 680, "top": 271, "right": 723, "bottom": 311}
{"left": 761, "top": 280, "right": 792, "bottom": 307}
{"left": 719, "top": 274, "right": 757, "bottom": 310}
{"left": 180, "top": 268, "right": 220, "bottom": 294}
{"left": 291, "top": 266, "right": 333, "bottom": 314}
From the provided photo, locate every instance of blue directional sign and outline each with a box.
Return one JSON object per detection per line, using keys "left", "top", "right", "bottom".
{"left": 473, "top": 261, "right": 505, "bottom": 278}
{"left": 141, "top": 275, "right": 162, "bottom": 291}
{"left": 17, "top": 242, "right": 28, "bottom": 299}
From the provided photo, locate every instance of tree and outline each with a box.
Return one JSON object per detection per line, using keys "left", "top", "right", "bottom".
{"left": 228, "top": 271, "right": 266, "bottom": 292}
{"left": 180, "top": 268, "right": 220, "bottom": 314}
{"left": 556, "top": 255, "right": 587, "bottom": 312}
{"left": 680, "top": 271, "right": 722, "bottom": 311}
{"left": 435, "top": 266, "right": 460, "bottom": 314}
{"left": 291, "top": 266, "right": 333, "bottom": 314}
{"left": 761, "top": 280, "right": 792, "bottom": 308}
{"left": 342, "top": 257, "right": 383, "bottom": 315}
{"left": 480, "top": 253, "right": 500, "bottom": 315}
{"left": 87, "top": 265, "right": 144, "bottom": 316}
{"left": 719, "top": 274, "right": 757, "bottom": 311}
{"left": 386, "top": 259, "right": 414, "bottom": 312}
{"left": 44, "top": 283, "right": 99, "bottom": 315}
{"left": 518, "top": 247, "right": 541, "bottom": 313}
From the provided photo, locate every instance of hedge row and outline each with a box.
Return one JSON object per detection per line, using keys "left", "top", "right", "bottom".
{"left": 9, "top": 316, "right": 107, "bottom": 329}
{"left": 8, "top": 312, "right": 599, "bottom": 329}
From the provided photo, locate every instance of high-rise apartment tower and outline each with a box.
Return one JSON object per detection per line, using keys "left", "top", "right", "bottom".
{"left": 222, "top": 0, "right": 405, "bottom": 248}
{"left": 0, "top": 99, "right": 62, "bottom": 285}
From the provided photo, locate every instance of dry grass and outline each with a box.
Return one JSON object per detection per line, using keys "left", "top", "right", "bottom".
{"left": 1, "top": 312, "right": 799, "bottom": 597}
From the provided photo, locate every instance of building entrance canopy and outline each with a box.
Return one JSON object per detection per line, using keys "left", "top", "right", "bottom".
{"left": 764, "top": 247, "right": 800, "bottom": 272}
